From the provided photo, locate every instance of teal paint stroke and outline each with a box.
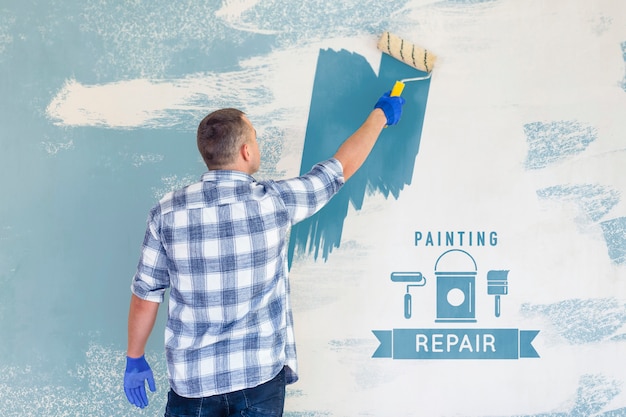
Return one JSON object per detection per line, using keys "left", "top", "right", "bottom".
{"left": 536, "top": 185, "right": 626, "bottom": 265}
{"left": 600, "top": 217, "right": 626, "bottom": 265}
{"left": 505, "top": 374, "right": 624, "bottom": 417}
{"left": 524, "top": 121, "right": 597, "bottom": 170}
{"left": 288, "top": 49, "right": 431, "bottom": 264}
{"left": 527, "top": 124, "right": 626, "bottom": 265}
{"left": 536, "top": 184, "right": 620, "bottom": 223}
{"left": 521, "top": 298, "right": 626, "bottom": 344}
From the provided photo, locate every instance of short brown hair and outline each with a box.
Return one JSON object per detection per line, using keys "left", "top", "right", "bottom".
{"left": 197, "top": 108, "right": 250, "bottom": 169}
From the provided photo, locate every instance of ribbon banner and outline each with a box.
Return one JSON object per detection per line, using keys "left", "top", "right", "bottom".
{"left": 372, "top": 328, "right": 540, "bottom": 360}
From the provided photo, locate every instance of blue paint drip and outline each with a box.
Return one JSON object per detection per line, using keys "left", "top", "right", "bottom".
{"left": 536, "top": 184, "right": 620, "bottom": 222}
{"left": 521, "top": 298, "right": 626, "bottom": 344}
{"left": 524, "top": 121, "right": 597, "bottom": 170}
{"left": 288, "top": 49, "right": 431, "bottom": 265}
{"left": 600, "top": 217, "right": 626, "bottom": 265}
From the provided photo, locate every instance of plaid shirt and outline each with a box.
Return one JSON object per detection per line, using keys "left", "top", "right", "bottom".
{"left": 131, "top": 158, "right": 344, "bottom": 398}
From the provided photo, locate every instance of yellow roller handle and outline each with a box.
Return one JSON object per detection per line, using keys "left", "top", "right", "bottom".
{"left": 390, "top": 80, "right": 405, "bottom": 97}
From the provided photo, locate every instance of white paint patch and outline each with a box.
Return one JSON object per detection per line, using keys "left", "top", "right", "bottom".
{"left": 0, "top": 12, "right": 15, "bottom": 57}
{"left": 47, "top": 77, "right": 216, "bottom": 129}
{"left": 45, "top": 35, "right": 382, "bottom": 132}
{"left": 151, "top": 174, "right": 199, "bottom": 201}
{"left": 215, "top": 0, "right": 279, "bottom": 35}
{"left": 41, "top": 138, "right": 74, "bottom": 155}
{"left": 286, "top": 1, "right": 626, "bottom": 416}
{"left": 131, "top": 153, "right": 165, "bottom": 167}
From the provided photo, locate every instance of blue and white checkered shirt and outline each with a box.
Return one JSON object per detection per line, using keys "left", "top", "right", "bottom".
{"left": 131, "top": 158, "right": 344, "bottom": 398}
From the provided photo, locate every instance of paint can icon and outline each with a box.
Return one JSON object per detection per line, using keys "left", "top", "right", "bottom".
{"left": 434, "top": 249, "right": 478, "bottom": 323}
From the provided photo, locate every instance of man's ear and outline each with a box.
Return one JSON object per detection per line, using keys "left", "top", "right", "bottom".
{"left": 241, "top": 143, "right": 251, "bottom": 161}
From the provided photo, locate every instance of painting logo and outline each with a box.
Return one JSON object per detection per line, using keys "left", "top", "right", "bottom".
{"left": 373, "top": 249, "right": 540, "bottom": 360}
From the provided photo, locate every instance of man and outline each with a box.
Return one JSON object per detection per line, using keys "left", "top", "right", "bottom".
{"left": 124, "top": 91, "right": 405, "bottom": 416}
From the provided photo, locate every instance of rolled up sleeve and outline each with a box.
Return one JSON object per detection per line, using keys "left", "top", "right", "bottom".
{"left": 271, "top": 158, "right": 345, "bottom": 224}
{"left": 131, "top": 213, "right": 170, "bottom": 303}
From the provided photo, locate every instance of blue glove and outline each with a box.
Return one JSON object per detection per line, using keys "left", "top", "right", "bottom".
{"left": 374, "top": 91, "right": 406, "bottom": 126}
{"left": 124, "top": 355, "right": 156, "bottom": 409}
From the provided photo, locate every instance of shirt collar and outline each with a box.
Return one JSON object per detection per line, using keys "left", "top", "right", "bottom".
{"left": 200, "top": 170, "right": 255, "bottom": 183}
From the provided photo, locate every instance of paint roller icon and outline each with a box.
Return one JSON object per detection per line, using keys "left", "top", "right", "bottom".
{"left": 487, "top": 270, "right": 509, "bottom": 317}
{"left": 391, "top": 272, "right": 426, "bottom": 319}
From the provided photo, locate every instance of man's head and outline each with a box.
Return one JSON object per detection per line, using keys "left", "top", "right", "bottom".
{"left": 197, "top": 108, "right": 260, "bottom": 174}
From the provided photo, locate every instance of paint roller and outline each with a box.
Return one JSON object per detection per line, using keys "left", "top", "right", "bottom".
{"left": 377, "top": 31, "right": 437, "bottom": 97}
{"left": 487, "top": 270, "right": 509, "bottom": 317}
{"left": 391, "top": 272, "right": 426, "bottom": 319}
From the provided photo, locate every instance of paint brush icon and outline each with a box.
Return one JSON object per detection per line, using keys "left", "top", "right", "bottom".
{"left": 487, "top": 270, "right": 509, "bottom": 317}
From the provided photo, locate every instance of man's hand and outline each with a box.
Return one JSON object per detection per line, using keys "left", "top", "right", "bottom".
{"left": 374, "top": 91, "right": 406, "bottom": 126}
{"left": 124, "top": 355, "right": 156, "bottom": 409}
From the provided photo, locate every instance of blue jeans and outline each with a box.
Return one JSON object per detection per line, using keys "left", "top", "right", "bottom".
{"left": 164, "top": 367, "right": 286, "bottom": 417}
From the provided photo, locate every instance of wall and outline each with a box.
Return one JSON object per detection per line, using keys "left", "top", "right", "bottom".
{"left": 1, "top": 0, "right": 625, "bottom": 416}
